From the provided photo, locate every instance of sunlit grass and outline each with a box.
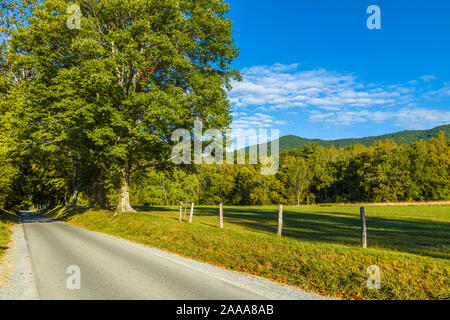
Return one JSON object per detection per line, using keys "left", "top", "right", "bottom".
{"left": 0, "top": 209, "right": 18, "bottom": 258}
{"left": 48, "top": 205, "right": 450, "bottom": 300}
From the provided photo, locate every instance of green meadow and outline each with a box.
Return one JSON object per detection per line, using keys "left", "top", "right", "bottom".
{"left": 0, "top": 210, "right": 18, "bottom": 259}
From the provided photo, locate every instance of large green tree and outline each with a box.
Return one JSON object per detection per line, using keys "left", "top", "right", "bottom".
{"left": 6, "top": 0, "right": 239, "bottom": 213}
{"left": 1, "top": 0, "right": 43, "bottom": 210}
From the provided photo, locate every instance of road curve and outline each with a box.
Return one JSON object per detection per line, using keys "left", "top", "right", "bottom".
{"left": 22, "top": 212, "right": 324, "bottom": 300}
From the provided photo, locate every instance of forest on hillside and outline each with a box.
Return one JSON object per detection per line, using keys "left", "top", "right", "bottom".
{"left": 260, "top": 124, "right": 450, "bottom": 152}
{"left": 124, "top": 132, "right": 450, "bottom": 206}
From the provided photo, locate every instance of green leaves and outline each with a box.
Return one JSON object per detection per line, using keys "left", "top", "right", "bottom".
{"left": 1, "top": 0, "right": 240, "bottom": 209}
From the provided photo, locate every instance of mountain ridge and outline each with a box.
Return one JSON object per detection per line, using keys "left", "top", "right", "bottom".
{"left": 264, "top": 124, "right": 450, "bottom": 152}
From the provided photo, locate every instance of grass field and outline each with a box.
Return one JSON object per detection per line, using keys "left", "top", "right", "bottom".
{"left": 48, "top": 204, "right": 450, "bottom": 300}
{"left": 0, "top": 209, "right": 19, "bottom": 259}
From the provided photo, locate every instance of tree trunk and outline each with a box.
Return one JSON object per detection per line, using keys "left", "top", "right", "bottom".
{"left": 71, "top": 153, "right": 80, "bottom": 207}
{"left": 89, "top": 177, "right": 107, "bottom": 208}
{"left": 116, "top": 169, "right": 136, "bottom": 215}
{"left": 71, "top": 187, "right": 80, "bottom": 207}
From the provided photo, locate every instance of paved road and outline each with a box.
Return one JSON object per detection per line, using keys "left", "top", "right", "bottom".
{"left": 22, "top": 213, "right": 324, "bottom": 300}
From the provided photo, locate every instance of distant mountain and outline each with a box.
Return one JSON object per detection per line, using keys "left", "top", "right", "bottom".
{"left": 257, "top": 124, "right": 450, "bottom": 152}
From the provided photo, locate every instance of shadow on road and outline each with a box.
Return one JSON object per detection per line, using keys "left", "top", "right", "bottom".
{"left": 21, "top": 213, "right": 56, "bottom": 224}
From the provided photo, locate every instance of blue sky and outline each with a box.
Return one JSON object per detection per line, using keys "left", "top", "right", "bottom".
{"left": 226, "top": 0, "right": 450, "bottom": 140}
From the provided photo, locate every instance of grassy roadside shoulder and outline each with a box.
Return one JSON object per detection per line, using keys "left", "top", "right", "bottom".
{"left": 48, "top": 206, "right": 449, "bottom": 300}
{"left": 0, "top": 209, "right": 19, "bottom": 259}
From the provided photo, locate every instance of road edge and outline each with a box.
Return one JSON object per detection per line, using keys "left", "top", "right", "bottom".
{"left": 0, "top": 215, "right": 39, "bottom": 300}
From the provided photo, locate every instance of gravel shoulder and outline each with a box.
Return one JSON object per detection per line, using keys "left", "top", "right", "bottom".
{"left": 0, "top": 223, "right": 38, "bottom": 300}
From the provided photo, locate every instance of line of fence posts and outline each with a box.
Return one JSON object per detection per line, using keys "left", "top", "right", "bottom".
{"left": 178, "top": 204, "right": 367, "bottom": 245}
{"left": 179, "top": 203, "right": 285, "bottom": 236}
{"left": 179, "top": 202, "right": 194, "bottom": 222}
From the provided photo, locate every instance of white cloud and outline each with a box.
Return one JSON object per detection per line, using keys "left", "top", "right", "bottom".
{"left": 230, "top": 63, "right": 450, "bottom": 130}
{"left": 419, "top": 75, "right": 437, "bottom": 82}
{"left": 231, "top": 112, "right": 287, "bottom": 130}
{"left": 230, "top": 64, "right": 413, "bottom": 110}
{"left": 435, "top": 83, "right": 450, "bottom": 97}
{"left": 309, "top": 108, "right": 450, "bottom": 129}
{"left": 395, "top": 108, "right": 450, "bottom": 129}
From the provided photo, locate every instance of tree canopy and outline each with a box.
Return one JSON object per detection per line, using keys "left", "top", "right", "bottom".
{"left": 1, "top": 0, "right": 239, "bottom": 212}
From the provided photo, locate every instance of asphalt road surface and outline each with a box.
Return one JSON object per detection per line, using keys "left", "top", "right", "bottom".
{"left": 22, "top": 212, "right": 324, "bottom": 300}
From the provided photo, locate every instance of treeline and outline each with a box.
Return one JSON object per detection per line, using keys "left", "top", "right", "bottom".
{"left": 129, "top": 132, "right": 450, "bottom": 206}
{"left": 2, "top": 129, "right": 449, "bottom": 210}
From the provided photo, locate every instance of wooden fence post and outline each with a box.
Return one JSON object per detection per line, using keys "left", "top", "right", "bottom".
{"left": 278, "top": 205, "right": 283, "bottom": 237}
{"left": 179, "top": 202, "right": 182, "bottom": 221}
{"left": 189, "top": 203, "right": 194, "bottom": 223}
{"left": 360, "top": 207, "right": 367, "bottom": 248}
{"left": 219, "top": 203, "right": 224, "bottom": 229}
